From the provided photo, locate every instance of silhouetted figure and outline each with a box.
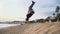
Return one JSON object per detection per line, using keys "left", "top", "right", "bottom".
{"left": 26, "top": 1, "right": 35, "bottom": 21}
{"left": 55, "top": 6, "right": 60, "bottom": 13}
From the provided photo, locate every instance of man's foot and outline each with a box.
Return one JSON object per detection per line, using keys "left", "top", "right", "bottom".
{"left": 32, "top": 1, "right": 35, "bottom": 4}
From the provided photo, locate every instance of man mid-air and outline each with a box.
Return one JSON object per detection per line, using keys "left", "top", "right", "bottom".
{"left": 26, "top": 1, "right": 35, "bottom": 21}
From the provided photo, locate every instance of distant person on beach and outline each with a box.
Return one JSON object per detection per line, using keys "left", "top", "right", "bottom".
{"left": 26, "top": 1, "right": 35, "bottom": 21}
{"left": 55, "top": 6, "right": 60, "bottom": 12}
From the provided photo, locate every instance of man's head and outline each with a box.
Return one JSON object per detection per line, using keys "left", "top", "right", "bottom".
{"left": 26, "top": 18, "right": 29, "bottom": 21}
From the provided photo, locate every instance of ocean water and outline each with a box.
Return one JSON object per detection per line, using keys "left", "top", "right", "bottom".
{"left": 0, "top": 24, "right": 20, "bottom": 28}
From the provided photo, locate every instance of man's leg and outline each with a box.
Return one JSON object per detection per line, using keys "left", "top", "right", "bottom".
{"left": 29, "top": 1, "right": 35, "bottom": 10}
{"left": 26, "top": 13, "right": 34, "bottom": 21}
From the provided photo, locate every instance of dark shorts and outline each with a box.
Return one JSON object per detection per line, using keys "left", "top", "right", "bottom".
{"left": 26, "top": 13, "right": 34, "bottom": 18}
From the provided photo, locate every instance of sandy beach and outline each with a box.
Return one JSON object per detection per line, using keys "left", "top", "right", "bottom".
{"left": 0, "top": 23, "right": 60, "bottom": 34}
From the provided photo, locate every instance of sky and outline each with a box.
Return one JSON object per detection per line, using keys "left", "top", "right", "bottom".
{"left": 0, "top": 0, "right": 60, "bottom": 21}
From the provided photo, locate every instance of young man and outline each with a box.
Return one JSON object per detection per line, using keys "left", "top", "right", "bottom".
{"left": 26, "top": 1, "right": 35, "bottom": 21}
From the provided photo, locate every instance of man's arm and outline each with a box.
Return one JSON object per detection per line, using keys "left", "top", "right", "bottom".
{"left": 29, "top": 1, "right": 35, "bottom": 9}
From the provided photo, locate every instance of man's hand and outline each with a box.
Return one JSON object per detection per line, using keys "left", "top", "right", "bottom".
{"left": 32, "top": 1, "right": 35, "bottom": 4}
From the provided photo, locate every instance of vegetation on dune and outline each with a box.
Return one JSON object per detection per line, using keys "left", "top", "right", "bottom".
{"left": 27, "top": 6, "right": 60, "bottom": 23}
